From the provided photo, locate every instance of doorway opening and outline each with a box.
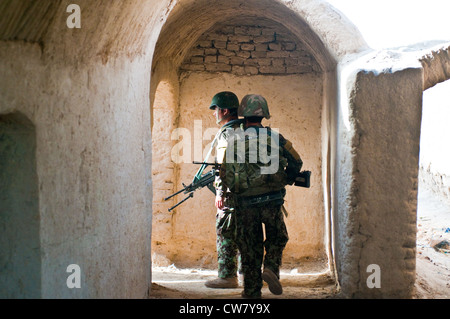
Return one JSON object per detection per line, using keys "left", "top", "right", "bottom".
{"left": 0, "top": 112, "right": 41, "bottom": 298}
{"left": 149, "top": 1, "right": 341, "bottom": 298}
{"left": 416, "top": 79, "right": 450, "bottom": 298}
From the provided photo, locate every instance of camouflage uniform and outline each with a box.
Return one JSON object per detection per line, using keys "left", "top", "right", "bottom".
{"left": 214, "top": 119, "right": 243, "bottom": 279}
{"left": 222, "top": 94, "right": 303, "bottom": 298}
{"left": 204, "top": 92, "right": 243, "bottom": 283}
{"left": 235, "top": 198, "right": 289, "bottom": 297}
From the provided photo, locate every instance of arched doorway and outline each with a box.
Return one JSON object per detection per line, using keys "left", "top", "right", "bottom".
{"left": 148, "top": 0, "right": 363, "bottom": 293}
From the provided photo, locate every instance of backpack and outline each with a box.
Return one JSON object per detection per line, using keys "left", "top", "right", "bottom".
{"left": 220, "top": 126, "right": 288, "bottom": 197}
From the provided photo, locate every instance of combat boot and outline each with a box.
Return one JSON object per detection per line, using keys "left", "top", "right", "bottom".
{"left": 204, "top": 277, "right": 239, "bottom": 289}
{"left": 262, "top": 268, "right": 283, "bottom": 295}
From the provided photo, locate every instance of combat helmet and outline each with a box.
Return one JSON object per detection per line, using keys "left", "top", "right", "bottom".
{"left": 238, "top": 94, "right": 270, "bottom": 119}
{"left": 209, "top": 91, "right": 239, "bottom": 110}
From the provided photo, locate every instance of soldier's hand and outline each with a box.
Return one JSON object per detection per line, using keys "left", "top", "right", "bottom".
{"left": 215, "top": 195, "right": 225, "bottom": 210}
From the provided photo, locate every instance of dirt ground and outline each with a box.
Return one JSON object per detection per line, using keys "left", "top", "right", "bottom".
{"left": 149, "top": 263, "right": 337, "bottom": 299}
{"left": 414, "top": 187, "right": 450, "bottom": 298}
{"left": 149, "top": 186, "right": 450, "bottom": 299}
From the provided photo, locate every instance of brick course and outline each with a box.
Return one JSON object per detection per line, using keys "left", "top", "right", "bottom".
{"left": 180, "top": 23, "right": 320, "bottom": 75}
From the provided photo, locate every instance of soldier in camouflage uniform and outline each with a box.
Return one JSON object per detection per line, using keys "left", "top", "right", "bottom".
{"left": 220, "top": 94, "right": 303, "bottom": 298}
{"left": 204, "top": 91, "right": 243, "bottom": 289}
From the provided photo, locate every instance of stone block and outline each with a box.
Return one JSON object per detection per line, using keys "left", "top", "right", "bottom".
{"left": 251, "top": 51, "right": 267, "bottom": 58}
{"left": 244, "top": 66, "right": 259, "bottom": 75}
{"left": 217, "top": 55, "right": 230, "bottom": 64}
{"left": 243, "top": 58, "right": 258, "bottom": 66}
{"left": 229, "top": 35, "right": 252, "bottom": 43}
{"left": 213, "top": 41, "right": 228, "bottom": 49}
{"left": 241, "top": 43, "right": 255, "bottom": 51}
{"left": 254, "top": 35, "right": 275, "bottom": 43}
{"left": 282, "top": 42, "right": 296, "bottom": 51}
{"left": 230, "top": 56, "right": 245, "bottom": 65}
{"left": 204, "top": 55, "right": 217, "bottom": 63}
{"left": 190, "top": 56, "right": 204, "bottom": 64}
{"left": 219, "top": 49, "right": 236, "bottom": 57}
{"left": 272, "top": 58, "right": 285, "bottom": 68}
{"left": 205, "top": 48, "right": 218, "bottom": 55}
{"left": 255, "top": 43, "right": 268, "bottom": 52}
{"left": 227, "top": 43, "right": 240, "bottom": 51}
{"left": 257, "top": 58, "right": 271, "bottom": 66}
{"left": 237, "top": 51, "right": 251, "bottom": 59}
{"left": 269, "top": 42, "right": 282, "bottom": 51}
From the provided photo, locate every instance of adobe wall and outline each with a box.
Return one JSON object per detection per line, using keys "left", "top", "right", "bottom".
{"left": 0, "top": 40, "right": 155, "bottom": 298}
{"left": 0, "top": 0, "right": 171, "bottom": 297}
{"left": 3, "top": 0, "right": 442, "bottom": 299}
{"left": 334, "top": 51, "right": 424, "bottom": 298}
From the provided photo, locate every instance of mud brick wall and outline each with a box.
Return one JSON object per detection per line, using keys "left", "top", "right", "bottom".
{"left": 181, "top": 24, "right": 321, "bottom": 75}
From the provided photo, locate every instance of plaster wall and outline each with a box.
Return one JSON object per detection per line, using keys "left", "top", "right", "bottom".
{"left": 151, "top": 60, "right": 180, "bottom": 251}
{"left": 0, "top": 40, "right": 154, "bottom": 298}
{"left": 334, "top": 53, "right": 423, "bottom": 298}
{"left": 1, "top": 0, "right": 436, "bottom": 299}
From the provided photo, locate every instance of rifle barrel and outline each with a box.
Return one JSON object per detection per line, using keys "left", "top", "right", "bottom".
{"left": 164, "top": 188, "right": 185, "bottom": 201}
{"left": 168, "top": 193, "right": 194, "bottom": 212}
{"left": 193, "top": 161, "right": 220, "bottom": 166}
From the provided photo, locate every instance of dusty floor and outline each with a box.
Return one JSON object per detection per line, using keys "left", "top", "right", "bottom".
{"left": 414, "top": 187, "right": 450, "bottom": 298}
{"left": 150, "top": 264, "right": 337, "bottom": 299}
{"left": 149, "top": 186, "right": 450, "bottom": 299}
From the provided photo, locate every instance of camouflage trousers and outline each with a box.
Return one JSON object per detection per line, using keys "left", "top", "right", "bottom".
{"left": 235, "top": 202, "right": 289, "bottom": 298}
{"left": 216, "top": 208, "right": 241, "bottom": 279}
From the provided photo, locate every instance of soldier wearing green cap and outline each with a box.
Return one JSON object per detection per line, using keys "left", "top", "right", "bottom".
{"left": 220, "top": 94, "right": 303, "bottom": 298}
{"left": 204, "top": 91, "right": 243, "bottom": 289}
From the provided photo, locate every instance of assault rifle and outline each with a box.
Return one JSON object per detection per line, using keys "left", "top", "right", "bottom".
{"left": 164, "top": 162, "right": 220, "bottom": 212}
{"left": 164, "top": 164, "right": 311, "bottom": 212}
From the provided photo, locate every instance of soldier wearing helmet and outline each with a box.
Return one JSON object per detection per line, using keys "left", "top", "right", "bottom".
{"left": 238, "top": 94, "right": 271, "bottom": 120}
{"left": 223, "top": 94, "right": 303, "bottom": 298}
{"left": 203, "top": 91, "right": 243, "bottom": 289}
